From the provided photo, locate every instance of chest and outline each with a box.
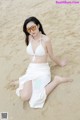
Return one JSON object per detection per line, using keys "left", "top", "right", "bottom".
{"left": 31, "top": 40, "right": 47, "bottom": 53}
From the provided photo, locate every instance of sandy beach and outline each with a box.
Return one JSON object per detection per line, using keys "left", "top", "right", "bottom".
{"left": 0, "top": 0, "right": 80, "bottom": 120}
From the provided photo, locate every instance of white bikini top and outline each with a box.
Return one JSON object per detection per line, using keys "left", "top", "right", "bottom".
{"left": 26, "top": 35, "right": 46, "bottom": 62}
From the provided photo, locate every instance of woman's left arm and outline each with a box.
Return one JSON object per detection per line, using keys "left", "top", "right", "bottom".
{"left": 46, "top": 37, "right": 67, "bottom": 67}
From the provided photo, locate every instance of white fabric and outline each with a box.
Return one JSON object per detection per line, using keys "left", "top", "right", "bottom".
{"left": 27, "top": 39, "right": 45, "bottom": 56}
{"left": 16, "top": 62, "right": 51, "bottom": 108}
{"left": 26, "top": 34, "right": 45, "bottom": 62}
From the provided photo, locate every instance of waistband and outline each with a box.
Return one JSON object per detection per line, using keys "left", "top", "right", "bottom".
{"left": 29, "top": 62, "right": 48, "bottom": 65}
{"left": 28, "top": 62, "right": 49, "bottom": 67}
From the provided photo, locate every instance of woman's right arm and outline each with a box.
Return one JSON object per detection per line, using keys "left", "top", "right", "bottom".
{"left": 46, "top": 37, "right": 67, "bottom": 67}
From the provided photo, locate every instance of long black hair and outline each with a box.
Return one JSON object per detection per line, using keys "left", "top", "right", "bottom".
{"left": 23, "top": 16, "right": 46, "bottom": 46}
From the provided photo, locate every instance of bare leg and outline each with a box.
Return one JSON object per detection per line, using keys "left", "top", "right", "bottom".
{"left": 9, "top": 79, "right": 32, "bottom": 101}
{"left": 19, "top": 80, "right": 32, "bottom": 109}
{"left": 45, "top": 75, "right": 73, "bottom": 96}
{"left": 20, "top": 80, "right": 32, "bottom": 101}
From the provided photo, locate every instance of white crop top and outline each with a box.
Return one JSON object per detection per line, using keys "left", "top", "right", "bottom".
{"left": 26, "top": 35, "right": 46, "bottom": 62}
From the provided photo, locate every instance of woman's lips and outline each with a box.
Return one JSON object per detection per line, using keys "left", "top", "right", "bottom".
{"left": 33, "top": 33, "right": 35, "bottom": 35}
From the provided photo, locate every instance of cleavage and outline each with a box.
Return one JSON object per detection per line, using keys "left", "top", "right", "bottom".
{"left": 31, "top": 40, "right": 41, "bottom": 54}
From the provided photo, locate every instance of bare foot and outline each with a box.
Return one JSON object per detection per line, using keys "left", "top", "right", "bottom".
{"left": 54, "top": 75, "right": 73, "bottom": 85}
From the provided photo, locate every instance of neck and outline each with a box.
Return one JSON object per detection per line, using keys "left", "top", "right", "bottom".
{"left": 32, "top": 32, "right": 41, "bottom": 41}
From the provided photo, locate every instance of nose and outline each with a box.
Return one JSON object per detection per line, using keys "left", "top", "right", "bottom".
{"left": 30, "top": 30, "right": 35, "bottom": 34}
{"left": 31, "top": 29, "right": 33, "bottom": 32}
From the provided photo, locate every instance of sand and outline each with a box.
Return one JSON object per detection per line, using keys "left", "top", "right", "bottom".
{"left": 0, "top": 0, "right": 80, "bottom": 120}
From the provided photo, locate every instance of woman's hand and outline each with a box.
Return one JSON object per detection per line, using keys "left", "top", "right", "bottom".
{"left": 45, "top": 38, "right": 68, "bottom": 67}
{"left": 59, "top": 59, "right": 67, "bottom": 67}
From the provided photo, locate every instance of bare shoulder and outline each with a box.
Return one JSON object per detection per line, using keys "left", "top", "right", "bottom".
{"left": 42, "top": 34, "right": 51, "bottom": 43}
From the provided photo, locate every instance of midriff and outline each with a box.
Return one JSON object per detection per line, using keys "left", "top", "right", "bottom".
{"left": 29, "top": 54, "right": 48, "bottom": 63}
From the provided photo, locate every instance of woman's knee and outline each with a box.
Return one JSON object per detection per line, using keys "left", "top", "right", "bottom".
{"left": 20, "top": 92, "right": 31, "bottom": 101}
{"left": 20, "top": 80, "right": 32, "bottom": 101}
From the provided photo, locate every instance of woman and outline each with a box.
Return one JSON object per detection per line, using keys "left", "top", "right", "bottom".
{"left": 11, "top": 16, "right": 72, "bottom": 108}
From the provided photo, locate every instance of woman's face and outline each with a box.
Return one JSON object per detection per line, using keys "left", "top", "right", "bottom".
{"left": 26, "top": 22, "right": 40, "bottom": 37}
